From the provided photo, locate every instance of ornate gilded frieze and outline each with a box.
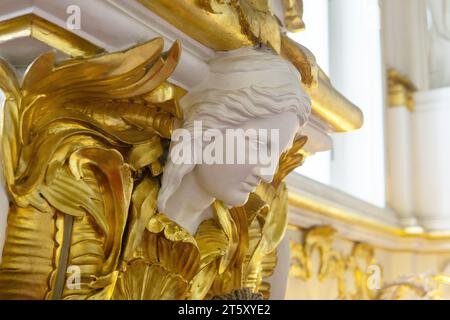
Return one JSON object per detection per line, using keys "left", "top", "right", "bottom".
{"left": 376, "top": 273, "right": 450, "bottom": 300}
{"left": 289, "top": 225, "right": 450, "bottom": 300}
{"left": 289, "top": 226, "right": 378, "bottom": 300}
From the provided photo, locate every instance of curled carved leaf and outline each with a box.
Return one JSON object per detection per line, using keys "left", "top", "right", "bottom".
{"left": 237, "top": 0, "right": 281, "bottom": 52}
{"left": 281, "top": 0, "right": 305, "bottom": 32}
{"left": 192, "top": 218, "right": 230, "bottom": 299}
{"left": 40, "top": 161, "right": 104, "bottom": 225}
{"left": 0, "top": 59, "right": 20, "bottom": 193}
{"left": 113, "top": 260, "right": 190, "bottom": 299}
{"left": 213, "top": 201, "right": 239, "bottom": 274}
{"left": 0, "top": 38, "right": 182, "bottom": 300}
{"left": 281, "top": 35, "right": 319, "bottom": 87}
{"left": 198, "top": 0, "right": 281, "bottom": 52}
{"left": 127, "top": 136, "right": 163, "bottom": 171}
{"left": 122, "top": 177, "right": 159, "bottom": 261}
{"left": 272, "top": 135, "right": 307, "bottom": 187}
{"left": 255, "top": 182, "right": 288, "bottom": 255}
{"left": 68, "top": 146, "right": 133, "bottom": 275}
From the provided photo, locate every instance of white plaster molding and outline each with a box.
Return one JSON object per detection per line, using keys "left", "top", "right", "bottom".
{"left": 300, "top": 119, "right": 333, "bottom": 153}
{"left": 415, "top": 86, "right": 450, "bottom": 109}
{"left": 289, "top": 203, "right": 448, "bottom": 252}
{"left": 286, "top": 173, "right": 399, "bottom": 226}
{"left": 0, "top": 0, "right": 33, "bottom": 20}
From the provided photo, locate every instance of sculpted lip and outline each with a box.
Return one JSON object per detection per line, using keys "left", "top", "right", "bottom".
{"left": 240, "top": 177, "right": 261, "bottom": 192}
{"left": 239, "top": 181, "right": 254, "bottom": 192}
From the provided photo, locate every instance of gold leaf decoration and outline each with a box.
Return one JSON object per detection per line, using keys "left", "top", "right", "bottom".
{"left": 237, "top": 0, "right": 281, "bottom": 51}
{"left": 113, "top": 214, "right": 200, "bottom": 300}
{"left": 0, "top": 38, "right": 182, "bottom": 299}
{"left": 289, "top": 226, "right": 379, "bottom": 300}
{"left": 0, "top": 33, "right": 308, "bottom": 300}
{"left": 280, "top": 35, "right": 319, "bottom": 88}
{"left": 198, "top": 0, "right": 281, "bottom": 52}
{"left": 281, "top": 0, "right": 305, "bottom": 32}
{"left": 272, "top": 135, "right": 307, "bottom": 187}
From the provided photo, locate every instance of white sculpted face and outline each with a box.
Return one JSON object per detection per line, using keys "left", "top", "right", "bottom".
{"left": 193, "top": 111, "right": 299, "bottom": 208}
{"left": 157, "top": 46, "right": 311, "bottom": 235}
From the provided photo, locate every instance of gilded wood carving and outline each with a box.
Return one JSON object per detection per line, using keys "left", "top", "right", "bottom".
{"left": 289, "top": 226, "right": 378, "bottom": 300}
{"left": 0, "top": 37, "right": 307, "bottom": 299}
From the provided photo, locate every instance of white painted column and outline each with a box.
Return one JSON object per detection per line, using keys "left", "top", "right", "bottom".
{"left": 386, "top": 107, "right": 417, "bottom": 227}
{"left": 380, "top": 0, "right": 430, "bottom": 91}
{"left": 412, "top": 87, "right": 450, "bottom": 230}
{"left": 380, "top": 0, "right": 430, "bottom": 228}
{"left": 328, "top": 0, "right": 386, "bottom": 207}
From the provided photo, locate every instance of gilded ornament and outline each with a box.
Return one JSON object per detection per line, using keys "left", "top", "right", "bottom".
{"left": 0, "top": 36, "right": 308, "bottom": 299}
{"left": 281, "top": 0, "right": 305, "bottom": 32}
{"left": 289, "top": 226, "right": 378, "bottom": 299}
{"left": 0, "top": 38, "right": 182, "bottom": 299}
{"left": 387, "top": 69, "right": 417, "bottom": 112}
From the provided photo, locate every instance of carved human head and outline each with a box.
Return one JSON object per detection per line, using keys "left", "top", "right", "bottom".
{"left": 158, "top": 46, "right": 311, "bottom": 212}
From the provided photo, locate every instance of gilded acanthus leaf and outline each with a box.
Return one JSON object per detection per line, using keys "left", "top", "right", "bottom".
{"left": 238, "top": 0, "right": 281, "bottom": 51}
{"left": 121, "top": 177, "right": 159, "bottom": 262}
{"left": 281, "top": 0, "right": 305, "bottom": 32}
{"left": 114, "top": 214, "right": 200, "bottom": 300}
{"left": 272, "top": 135, "right": 307, "bottom": 187}
{"left": 0, "top": 38, "right": 182, "bottom": 299}
{"left": 281, "top": 35, "right": 319, "bottom": 88}
{"left": 198, "top": 0, "right": 281, "bottom": 52}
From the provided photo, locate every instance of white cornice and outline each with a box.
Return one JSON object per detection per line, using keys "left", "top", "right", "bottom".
{"left": 287, "top": 172, "right": 450, "bottom": 252}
